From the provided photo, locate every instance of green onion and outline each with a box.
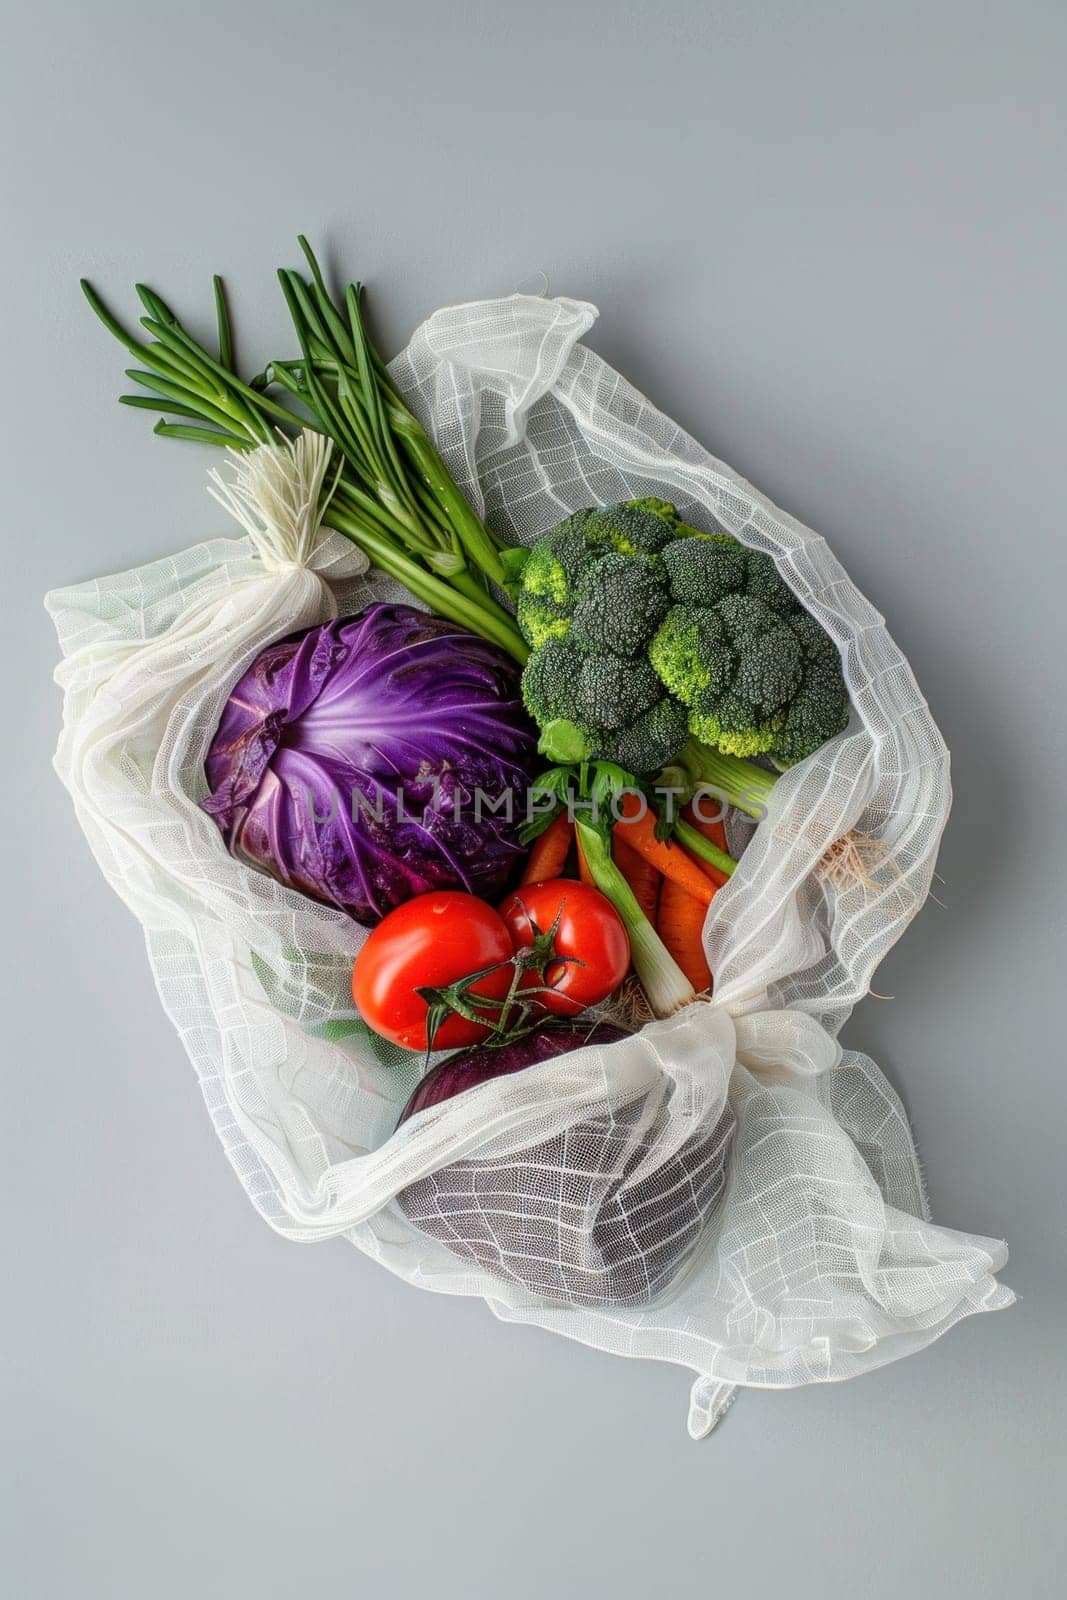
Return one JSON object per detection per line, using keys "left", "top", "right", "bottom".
{"left": 81, "top": 240, "right": 528, "bottom": 664}
{"left": 574, "top": 820, "right": 697, "bottom": 1018}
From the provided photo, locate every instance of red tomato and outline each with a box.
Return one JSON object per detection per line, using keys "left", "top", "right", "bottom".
{"left": 498, "top": 879, "right": 631, "bottom": 1017}
{"left": 352, "top": 891, "right": 514, "bottom": 1051}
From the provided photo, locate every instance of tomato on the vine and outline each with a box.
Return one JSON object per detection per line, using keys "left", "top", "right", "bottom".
{"left": 498, "top": 878, "right": 630, "bottom": 1017}
{"left": 352, "top": 891, "right": 514, "bottom": 1051}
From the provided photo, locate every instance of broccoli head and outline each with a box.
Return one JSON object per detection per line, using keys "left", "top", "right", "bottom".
{"left": 522, "top": 634, "right": 689, "bottom": 770}
{"left": 516, "top": 499, "right": 849, "bottom": 770}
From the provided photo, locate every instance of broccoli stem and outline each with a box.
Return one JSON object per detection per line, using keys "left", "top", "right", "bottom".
{"left": 660, "top": 739, "right": 778, "bottom": 821}
{"left": 574, "top": 820, "right": 697, "bottom": 1019}
{"left": 538, "top": 718, "right": 594, "bottom": 764}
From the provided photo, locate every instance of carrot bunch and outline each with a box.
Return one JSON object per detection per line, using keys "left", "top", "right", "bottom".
{"left": 520, "top": 797, "right": 734, "bottom": 998}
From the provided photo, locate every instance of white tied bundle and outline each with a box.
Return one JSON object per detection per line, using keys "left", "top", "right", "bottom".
{"left": 48, "top": 295, "right": 1011, "bottom": 1436}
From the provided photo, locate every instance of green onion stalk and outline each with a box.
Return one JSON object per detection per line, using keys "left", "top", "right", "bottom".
{"left": 574, "top": 819, "right": 699, "bottom": 1018}
{"left": 81, "top": 238, "right": 527, "bottom": 664}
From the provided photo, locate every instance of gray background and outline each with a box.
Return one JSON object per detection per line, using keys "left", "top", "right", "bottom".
{"left": 4, "top": 2, "right": 1065, "bottom": 1595}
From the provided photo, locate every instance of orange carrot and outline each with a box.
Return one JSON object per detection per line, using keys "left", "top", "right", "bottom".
{"left": 614, "top": 794, "right": 715, "bottom": 907}
{"left": 613, "top": 837, "right": 661, "bottom": 927}
{"left": 657, "top": 877, "right": 713, "bottom": 993}
{"left": 520, "top": 811, "right": 573, "bottom": 885}
{"left": 682, "top": 801, "right": 729, "bottom": 855}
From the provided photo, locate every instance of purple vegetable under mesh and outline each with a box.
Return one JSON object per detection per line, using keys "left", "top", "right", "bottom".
{"left": 397, "top": 1024, "right": 736, "bottom": 1308}
{"left": 203, "top": 603, "right": 539, "bottom": 925}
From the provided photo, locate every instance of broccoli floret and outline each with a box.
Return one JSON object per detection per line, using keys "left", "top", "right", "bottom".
{"left": 585, "top": 505, "right": 675, "bottom": 563}
{"left": 733, "top": 624, "right": 804, "bottom": 714}
{"left": 743, "top": 550, "right": 798, "bottom": 615}
{"left": 574, "top": 654, "right": 664, "bottom": 733}
{"left": 582, "top": 501, "right": 676, "bottom": 560}
{"left": 714, "top": 592, "right": 780, "bottom": 647}
{"left": 519, "top": 537, "right": 572, "bottom": 608}
{"left": 648, "top": 606, "right": 732, "bottom": 703}
{"left": 515, "top": 527, "right": 592, "bottom": 646}
{"left": 652, "top": 558, "right": 847, "bottom": 759}
{"left": 652, "top": 604, "right": 783, "bottom": 756}
{"left": 570, "top": 553, "right": 670, "bottom": 656}
{"left": 661, "top": 537, "right": 747, "bottom": 604}
{"left": 515, "top": 498, "right": 850, "bottom": 771}
{"left": 516, "top": 586, "right": 571, "bottom": 649}
{"left": 522, "top": 523, "right": 590, "bottom": 602}
{"left": 653, "top": 587, "right": 844, "bottom": 760}
{"left": 530, "top": 647, "right": 685, "bottom": 767}
{"left": 521, "top": 637, "right": 582, "bottom": 727}
{"left": 773, "top": 658, "right": 851, "bottom": 762}
{"left": 610, "top": 695, "right": 690, "bottom": 773}
{"left": 626, "top": 496, "right": 678, "bottom": 523}
{"left": 688, "top": 693, "right": 783, "bottom": 758}
{"left": 789, "top": 608, "right": 840, "bottom": 663}
{"left": 515, "top": 503, "right": 677, "bottom": 662}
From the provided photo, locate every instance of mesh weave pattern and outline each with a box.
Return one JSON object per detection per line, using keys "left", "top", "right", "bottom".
{"left": 399, "top": 1093, "right": 736, "bottom": 1308}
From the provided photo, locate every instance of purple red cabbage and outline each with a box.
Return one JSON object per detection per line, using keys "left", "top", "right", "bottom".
{"left": 203, "top": 603, "right": 539, "bottom": 925}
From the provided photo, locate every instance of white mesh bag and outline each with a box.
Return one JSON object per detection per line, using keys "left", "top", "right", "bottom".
{"left": 47, "top": 294, "right": 1012, "bottom": 1437}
